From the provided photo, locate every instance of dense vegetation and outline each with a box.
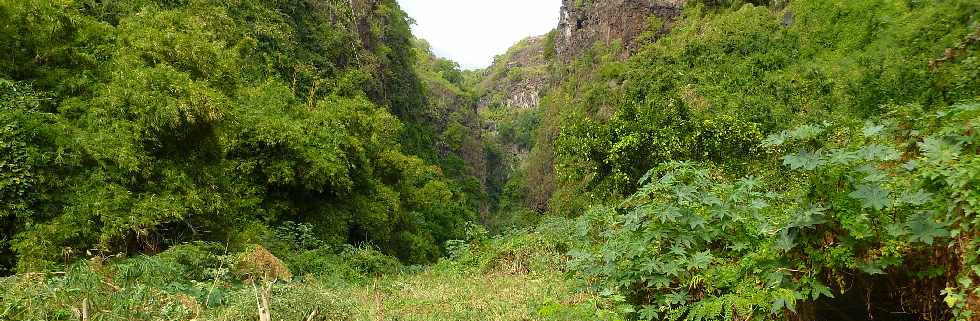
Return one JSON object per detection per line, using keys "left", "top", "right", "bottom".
{"left": 514, "top": 0, "right": 980, "bottom": 319}
{"left": 0, "top": 0, "right": 487, "bottom": 271}
{"left": 1, "top": 0, "right": 979, "bottom": 320}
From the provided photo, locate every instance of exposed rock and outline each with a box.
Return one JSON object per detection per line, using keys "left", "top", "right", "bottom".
{"left": 477, "top": 35, "right": 550, "bottom": 112}
{"left": 555, "top": 0, "right": 686, "bottom": 61}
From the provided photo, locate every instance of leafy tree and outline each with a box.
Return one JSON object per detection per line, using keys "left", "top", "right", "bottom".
{"left": 0, "top": 0, "right": 479, "bottom": 271}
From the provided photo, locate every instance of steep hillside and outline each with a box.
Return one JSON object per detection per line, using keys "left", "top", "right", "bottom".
{"left": 478, "top": 0, "right": 695, "bottom": 215}
{"left": 513, "top": 0, "right": 980, "bottom": 320}
{"left": 470, "top": 35, "right": 555, "bottom": 227}
{"left": 410, "top": 39, "right": 489, "bottom": 216}
{"left": 0, "top": 0, "right": 485, "bottom": 271}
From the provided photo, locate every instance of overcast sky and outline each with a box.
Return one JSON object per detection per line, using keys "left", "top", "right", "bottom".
{"left": 397, "top": 0, "right": 561, "bottom": 70}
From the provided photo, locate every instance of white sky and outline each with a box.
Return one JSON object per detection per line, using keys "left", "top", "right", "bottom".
{"left": 397, "top": 0, "right": 561, "bottom": 70}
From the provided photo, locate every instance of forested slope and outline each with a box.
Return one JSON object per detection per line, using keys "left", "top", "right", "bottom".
{"left": 0, "top": 0, "right": 487, "bottom": 271}
{"left": 514, "top": 0, "right": 980, "bottom": 320}
{"left": 1, "top": 0, "right": 979, "bottom": 320}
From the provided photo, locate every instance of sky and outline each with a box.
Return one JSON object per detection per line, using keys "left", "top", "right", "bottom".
{"left": 397, "top": 0, "right": 561, "bottom": 70}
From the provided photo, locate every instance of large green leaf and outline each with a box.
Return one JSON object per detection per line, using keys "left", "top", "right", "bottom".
{"left": 790, "top": 204, "right": 826, "bottom": 229}
{"left": 656, "top": 205, "right": 684, "bottom": 223}
{"left": 862, "top": 122, "right": 886, "bottom": 137}
{"left": 782, "top": 150, "right": 824, "bottom": 170}
{"left": 849, "top": 184, "right": 890, "bottom": 210}
{"left": 907, "top": 215, "right": 948, "bottom": 245}
{"left": 775, "top": 230, "right": 796, "bottom": 252}
{"left": 687, "top": 251, "right": 712, "bottom": 270}
{"left": 857, "top": 144, "right": 900, "bottom": 161}
{"left": 919, "top": 137, "right": 961, "bottom": 163}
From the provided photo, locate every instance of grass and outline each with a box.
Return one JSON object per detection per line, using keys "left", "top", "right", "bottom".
{"left": 353, "top": 264, "right": 581, "bottom": 321}
{"left": 0, "top": 220, "right": 607, "bottom": 321}
{"left": 351, "top": 222, "right": 600, "bottom": 321}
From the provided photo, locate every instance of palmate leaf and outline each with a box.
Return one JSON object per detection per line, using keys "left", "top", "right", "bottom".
{"left": 670, "top": 244, "right": 687, "bottom": 256}
{"left": 790, "top": 204, "right": 826, "bottom": 229}
{"left": 772, "top": 296, "right": 796, "bottom": 314}
{"left": 639, "top": 305, "right": 660, "bottom": 320}
{"left": 858, "top": 262, "right": 885, "bottom": 275}
{"left": 788, "top": 124, "right": 824, "bottom": 140}
{"left": 687, "top": 251, "right": 712, "bottom": 270}
{"left": 757, "top": 220, "right": 775, "bottom": 235}
{"left": 861, "top": 168, "right": 890, "bottom": 183}
{"left": 664, "top": 292, "right": 688, "bottom": 305}
{"left": 901, "top": 160, "right": 919, "bottom": 171}
{"left": 727, "top": 241, "right": 749, "bottom": 252}
{"left": 862, "top": 122, "right": 886, "bottom": 137}
{"left": 899, "top": 189, "right": 933, "bottom": 206}
{"left": 849, "top": 184, "right": 890, "bottom": 210}
{"left": 886, "top": 223, "right": 908, "bottom": 237}
{"left": 737, "top": 176, "right": 763, "bottom": 191}
{"left": 656, "top": 205, "right": 684, "bottom": 223}
{"left": 625, "top": 205, "right": 652, "bottom": 231}
{"left": 711, "top": 205, "right": 732, "bottom": 220}
{"left": 855, "top": 164, "right": 888, "bottom": 182}
{"left": 673, "top": 185, "right": 697, "bottom": 202}
{"left": 811, "top": 282, "right": 835, "bottom": 299}
{"left": 699, "top": 193, "right": 723, "bottom": 206}
{"left": 775, "top": 229, "right": 796, "bottom": 252}
{"left": 762, "top": 131, "right": 789, "bottom": 147}
{"left": 687, "top": 214, "right": 706, "bottom": 230}
{"left": 907, "top": 214, "right": 948, "bottom": 245}
{"left": 772, "top": 297, "right": 795, "bottom": 314}
{"left": 642, "top": 257, "right": 664, "bottom": 274}
{"left": 919, "top": 136, "right": 961, "bottom": 163}
{"left": 676, "top": 234, "right": 695, "bottom": 249}
{"left": 661, "top": 260, "right": 683, "bottom": 277}
{"left": 765, "top": 271, "right": 785, "bottom": 288}
{"left": 827, "top": 149, "right": 859, "bottom": 165}
{"left": 857, "top": 144, "right": 901, "bottom": 161}
{"left": 782, "top": 149, "right": 824, "bottom": 170}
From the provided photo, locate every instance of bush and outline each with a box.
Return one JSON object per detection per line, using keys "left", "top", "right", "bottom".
{"left": 570, "top": 102, "right": 980, "bottom": 320}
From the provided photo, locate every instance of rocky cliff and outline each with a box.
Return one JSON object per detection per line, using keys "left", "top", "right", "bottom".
{"left": 476, "top": 35, "right": 551, "bottom": 112}
{"left": 555, "top": 0, "right": 685, "bottom": 60}
{"left": 478, "top": 0, "right": 688, "bottom": 112}
{"left": 476, "top": 0, "right": 691, "bottom": 216}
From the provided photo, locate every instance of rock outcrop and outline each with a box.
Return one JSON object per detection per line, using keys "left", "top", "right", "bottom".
{"left": 476, "top": 35, "right": 550, "bottom": 112}
{"left": 555, "top": 0, "right": 685, "bottom": 60}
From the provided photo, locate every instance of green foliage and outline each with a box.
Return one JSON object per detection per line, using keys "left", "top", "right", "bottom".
{"left": 213, "top": 281, "right": 361, "bottom": 321}
{"left": 543, "top": 0, "right": 980, "bottom": 216}
{"left": 0, "top": 80, "right": 60, "bottom": 274}
{"left": 0, "top": 218, "right": 594, "bottom": 321}
{"left": 0, "top": 243, "right": 363, "bottom": 320}
{"left": 570, "top": 101, "right": 980, "bottom": 320}
{"left": 0, "top": 0, "right": 479, "bottom": 271}
{"left": 1, "top": 0, "right": 979, "bottom": 319}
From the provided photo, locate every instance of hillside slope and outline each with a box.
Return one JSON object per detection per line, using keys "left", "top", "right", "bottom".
{"left": 0, "top": 0, "right": 488, "bottom": 270}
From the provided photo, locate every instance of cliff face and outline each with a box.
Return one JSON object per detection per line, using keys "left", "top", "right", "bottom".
{"left": 479, "top": 0, "right": 687, "bottom": 112}
{"left": 476, "top": 0, "right": 690, "bottom": 215}
{"left": 555, "top": 0, "right": 685, "bottom": 60}
{"left": 476, "top": 35, "right": 550, "bottom": 112}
